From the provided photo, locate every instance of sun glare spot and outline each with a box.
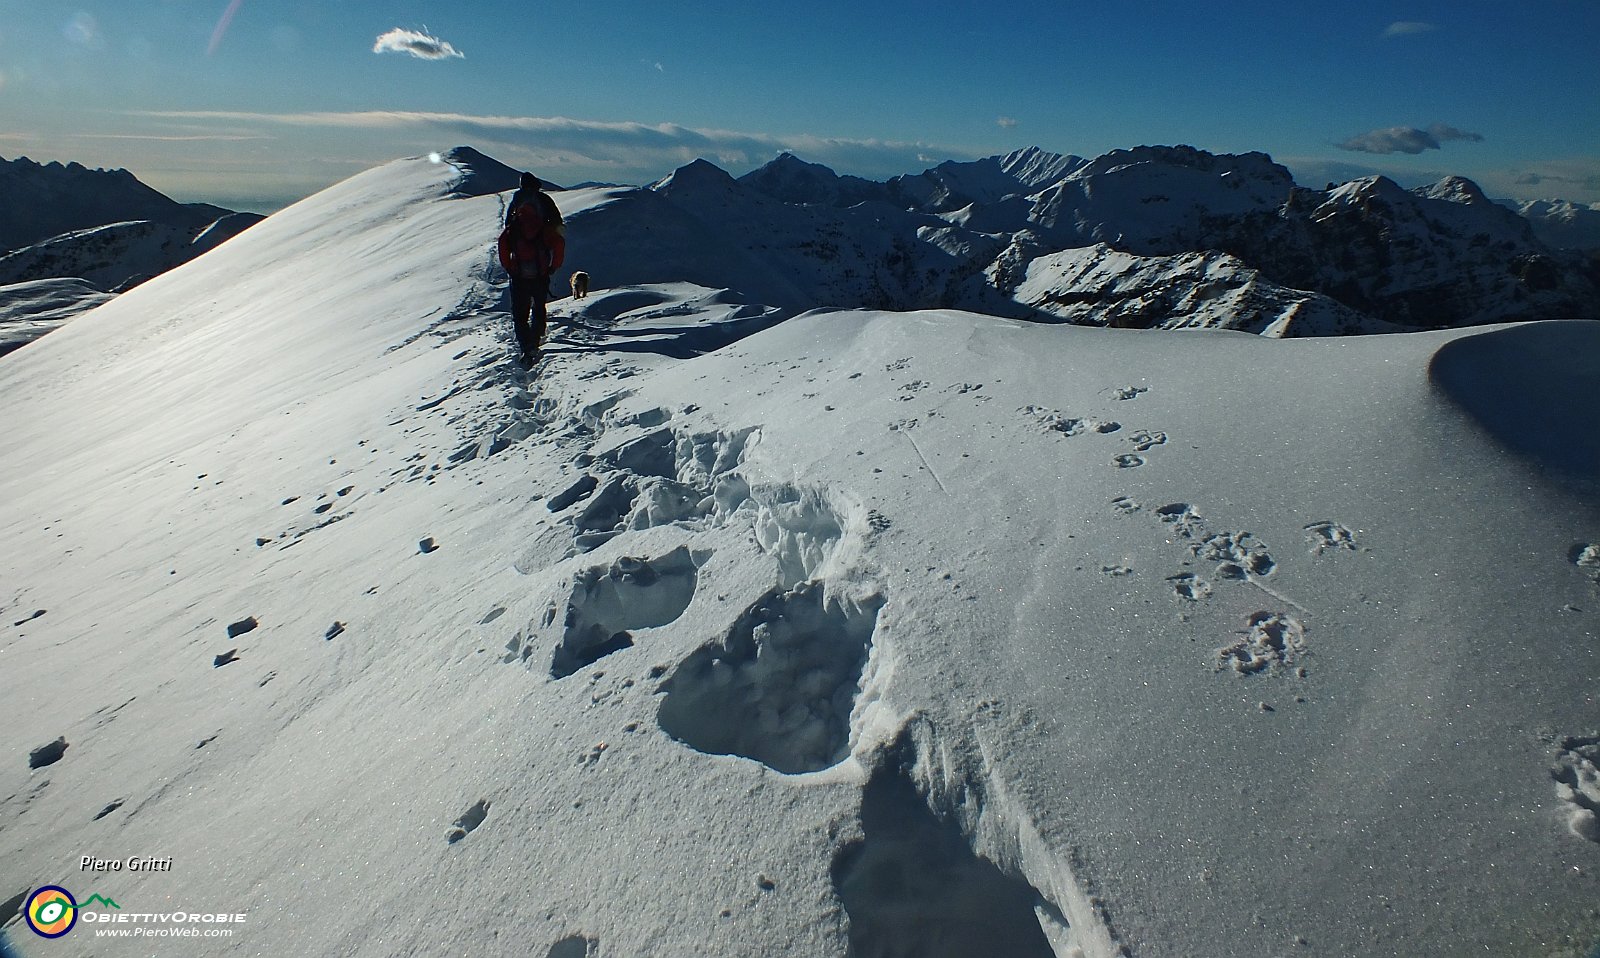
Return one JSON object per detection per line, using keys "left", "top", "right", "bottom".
{"left": 428, "top": 152, "right": 443, "bottom": 164}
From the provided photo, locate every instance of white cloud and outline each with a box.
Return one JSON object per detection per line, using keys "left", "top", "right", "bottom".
{"left": 1381, "top": 21, "right": 1438, "bottom": 39}
{"left": 996, "top": 116, "right": 1018, "bottom": 129}
{"left": 1339, "top": 123, "right": 1483, "bottom": 155}
{"left": 373, "top": 28, "right": 463, "bottom": 60}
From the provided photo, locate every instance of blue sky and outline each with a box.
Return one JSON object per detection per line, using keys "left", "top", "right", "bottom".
{"left": 2, "top": 1, "right": 1597, "bottom": 211}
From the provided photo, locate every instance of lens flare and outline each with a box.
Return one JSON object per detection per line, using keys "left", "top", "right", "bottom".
{"left": 208, "top": 0, "right": 245, "bottom": 57}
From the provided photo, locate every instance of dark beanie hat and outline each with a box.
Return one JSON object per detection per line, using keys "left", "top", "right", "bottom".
{"left": 520, "top": 172, "right": 541, "bottom": 189}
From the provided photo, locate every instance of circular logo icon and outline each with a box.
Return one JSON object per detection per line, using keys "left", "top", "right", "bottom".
{"left": 25, "top": 886, "right": 78, "bottom": 938}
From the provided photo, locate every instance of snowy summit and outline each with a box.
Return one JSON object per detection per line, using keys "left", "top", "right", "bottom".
{"left": 1, "top": 146, "right": 1598, "bottom": 958}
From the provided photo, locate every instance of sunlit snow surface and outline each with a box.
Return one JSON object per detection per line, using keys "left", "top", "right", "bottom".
{"left": 2, "top": 151, "right": 1598, "bottom": 958}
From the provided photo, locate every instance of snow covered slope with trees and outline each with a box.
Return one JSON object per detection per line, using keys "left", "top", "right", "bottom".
{"left": 2, "top": 148, "right": 1598, "bottom": 958}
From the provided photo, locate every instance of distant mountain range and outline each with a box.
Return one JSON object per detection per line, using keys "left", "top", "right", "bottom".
{"left": 0, "top": 156, "right": 263, "bottom": 354}
{"left": 547, "top": 144, "right": 1599, "bottom": 336}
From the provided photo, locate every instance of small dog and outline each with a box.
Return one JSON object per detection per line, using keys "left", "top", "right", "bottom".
{"left": 569, "top": 270, "right": 589, "bottom": 299}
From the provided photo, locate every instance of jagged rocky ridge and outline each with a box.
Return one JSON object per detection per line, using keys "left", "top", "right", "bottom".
{"left": 0, "top": 156, "right": 237, "bottom": 255}
{"left": 660, "top": 144, "right": 1600, "bottom": 334}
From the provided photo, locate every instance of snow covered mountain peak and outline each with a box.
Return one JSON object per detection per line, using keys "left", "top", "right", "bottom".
{"left": 438, "top": 145, "right": 525, "bottom": 197}
{"left": 997, "top": 146, "right": 1087, "bottom": 190}
{"left": 1417, "top": 174, "right": 1493, "bottom": 206}
{"left": 653, "top": 157, "right": 749, "bottom": 199}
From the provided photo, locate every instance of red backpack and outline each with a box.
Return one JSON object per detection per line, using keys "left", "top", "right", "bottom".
{"left": 498, "top": 193, "right": 565, "bottom": 280}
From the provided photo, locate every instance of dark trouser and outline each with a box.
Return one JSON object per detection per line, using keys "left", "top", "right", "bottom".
{"left": 510, "top": 275, "right": 549, "bottom": 353}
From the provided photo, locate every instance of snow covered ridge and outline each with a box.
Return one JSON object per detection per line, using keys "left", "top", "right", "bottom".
{"left": 2, "top": 147, "right": 1599, "bottom": 956}
{"left": 0, "top": 213, "right": 261, "bottom": 293}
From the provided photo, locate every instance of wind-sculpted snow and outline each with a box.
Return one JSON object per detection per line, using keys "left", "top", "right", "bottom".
{"left": 1429, "top": 320, "right": 1600, "bottom": 481}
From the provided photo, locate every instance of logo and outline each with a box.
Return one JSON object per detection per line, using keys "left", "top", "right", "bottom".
{"left": 24, "top": 886, "right": 78, "bottom": 938}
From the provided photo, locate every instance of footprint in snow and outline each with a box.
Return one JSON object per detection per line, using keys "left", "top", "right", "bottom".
{"left": 446, "top": 799, "right": 490, "bottom": 845}
{"left": 1167, "top": 573, "right": 1213, "bottom": 602}
{"left": 1572, "top": 544, "right": 1600, "bottom": 590}
{"left": 1551, "top": 736, "right": 1600, "bottom": 843}
{"left": 550, "top": 548, "right": 700, "bottom": 679}
{"left": 1023, "top": 406, "right": 1122, "bottom": 437}
{"left": 1191, "top": 532, "right": 1276, "bottom": 579}
{"left": 1218, "top": 612, "right": 1307, "bottom": 675}
{"left": 1128, "top": 430, "right": 1167, "bottom": 452}
{"left": 1304, "top": 521, "right": 1359, "bottom": 555}
{"left": 546, "top": 936, "right": 599, "bottom": 958}
{"left": 1155, "top": 503, "right": 1204, "bottom": 538}
{"left": 657, "top": 582, "right": 885, "bottom": 775}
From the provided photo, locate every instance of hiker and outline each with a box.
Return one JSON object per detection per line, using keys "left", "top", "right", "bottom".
{"left": 497, "top": 172, "right": 566, "bottom": 365}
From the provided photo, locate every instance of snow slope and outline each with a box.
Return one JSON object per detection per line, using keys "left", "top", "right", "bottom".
{"left": 2, "top": 149, "right": 1599, "bottom": 958}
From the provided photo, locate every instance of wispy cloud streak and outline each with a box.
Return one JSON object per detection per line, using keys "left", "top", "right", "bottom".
{"left": 1381, "top": 21, "right": 1438, "bottom": 39}
{"left": 129, "top": 110, "right": 961, "bottom": 180}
